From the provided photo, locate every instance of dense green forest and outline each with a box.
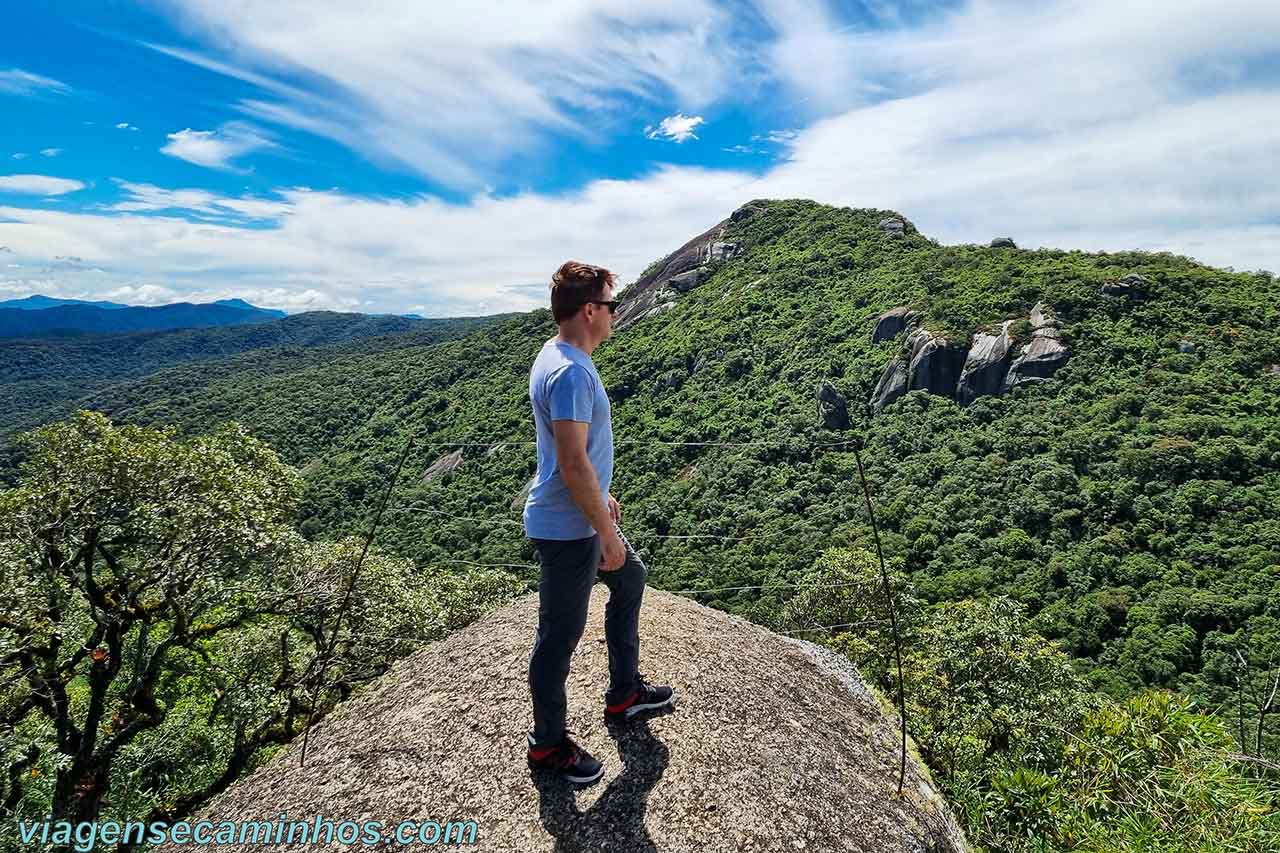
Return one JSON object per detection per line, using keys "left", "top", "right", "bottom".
{"left": 4, "top": 199, "right": 1279, "bottom": 850}
{"left": 0, "top": 310, "right": 511, "bottom": 478}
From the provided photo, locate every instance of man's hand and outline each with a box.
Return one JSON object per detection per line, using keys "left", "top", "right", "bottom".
{"left": 607, "top": 493, "right": 621, "bottom": 525}
{"left": 599, "top": 525, "right": 625, "bottom": 572}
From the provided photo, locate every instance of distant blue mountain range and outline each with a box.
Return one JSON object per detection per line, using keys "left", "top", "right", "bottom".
{"left": 0, "top": 294, "right": 134, "bottom": 311}
{"left": 0, "top": 295, "right": 289, "bottom": 340}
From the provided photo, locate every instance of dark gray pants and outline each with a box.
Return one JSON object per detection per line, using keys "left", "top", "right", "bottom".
{"left": 527, "top": 525, "right": 647, "bottom": 748}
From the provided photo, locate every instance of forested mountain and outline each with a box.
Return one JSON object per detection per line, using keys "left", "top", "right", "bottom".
{"left": 0, "top": 298, "right": 297, "bottom": 340}
{"left": 5, "top": 198, "right": 1278, "bottom": 849}
{"left": 0, "top": 310, "right": 513, "bottom": 476}
{"left": 24, "top": 198, "right": 1280, "bottom": 705}
{"left": 0, "top": 294, "right": 132, "bottom": 310}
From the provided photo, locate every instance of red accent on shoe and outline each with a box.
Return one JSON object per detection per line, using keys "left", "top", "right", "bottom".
{"left": 606, "top": 690, "right": 639, "bottom": 713}
{"left": 528, "top": 745, "right": 556, "bottom": 761}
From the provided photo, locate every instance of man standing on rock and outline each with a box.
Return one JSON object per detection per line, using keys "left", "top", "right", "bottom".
{"left": 523, "top": 260, "right": 675, "bottom": 785}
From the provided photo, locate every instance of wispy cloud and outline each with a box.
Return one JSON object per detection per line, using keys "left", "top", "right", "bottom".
{"left": 0, "top": 174, "right": 86, "bottom": 196}
{"left": 39, "top": 148, "right": 62, "bottom": 158}
{"left": 645, "top": 113, "right": 705, "bottom": 143}
{"left": 11, "top": 153, "right": 27, "bottom": 160}
{"left": 149, "top": 1, "right": 755, "bottom": 188}
{"left": 109, "top": 180, "right": 290, "bottom": 221}
{"left": 3, "top": 0, "right": 1279, "bottom": 315}
{"left": 0, "top": 68, "right": 70, "bottom": 97}
{"left": 114, "top": 122, "right": 140, "bottom": 131}
{"left": 160, "top": 122, "right": 273, "bottom": 170}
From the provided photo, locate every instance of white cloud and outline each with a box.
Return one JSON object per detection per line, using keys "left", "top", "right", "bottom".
{"left": 39, "top": 148, "right": 62, "bottom": 157}
{"left": 109, "top": 180, "right": 291, "bottom": 221}
{"left": 160, "top": 123, "right": 273, "bottom": 170}
{"left": 115, "top": 122, "right": 140, "bottom": 131}
{"left": 645, "top": 113, "right": 705, "bottom": 143}
{"left": 751, "top": 129, "right": 797, "bottom": 145}
{"left": 3, "top": 0, "right": 1280, "bottom": 314}
{"left": 11, "top": 153, "right": 27, "bottom": 160}
{"left": 0, "top": 175, "right": 86, "bottom": 196}
{"left": 0, "top": 68, "right": 70, "bottom": 97}
{"left": 149, "top": 1, "right": 756, "bottom": 188}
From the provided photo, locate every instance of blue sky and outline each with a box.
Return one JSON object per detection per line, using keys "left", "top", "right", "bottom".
{"left": 1, "top": 1, "right": 1277, "bottom": 315}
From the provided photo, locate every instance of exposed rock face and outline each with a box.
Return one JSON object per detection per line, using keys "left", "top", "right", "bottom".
{"left": 878, "top": 217, "right": 907, "bottom": 236}
{"left": 817, "top": 381, "right": 850, "bottom": 429}
{"left": 613, "top": 201, "right": 761, "bottom": 331}
{"left": 1268, "top": 364, "right": 1280, "bottom": 376}
{"left": 1005, "top": 326, "right": 1070, "bottom": 389}
{"left": 1176, "top": 341, "right": 1197, "bottom": 354}
{"left": 989, "top": 237, "right": 1017, "bottom": 249}
{"left": 668, "top": 267, "right": 711, "bottom": 293}
{"left": 957, "top": 320, "right": 1016, "bottom": 406}
{"left": 871, "top": 358, "right": 909, "bottom": 412}
{"left": 907, "top": 329, "right": 967, "bottom": 397}
{"left": 872, "top": 306, "right": 918, "bottom": 343}
{"left": 1029, "top": 301, "right": 1058, "bottom": 329}
{"left": 872, "top": 302, "right": 1071, "bottom": 412}
{"left": 421, "top": 449, "right": 464, "bottom": 483}
{"left": 157, "top": 587, "right": 968, "bottom": 853}
{"left": 702, "top": 241, "right": 740, "bottom": 263}
{"left": 1100, "top": 272, "right": 1151, "bottom": 298}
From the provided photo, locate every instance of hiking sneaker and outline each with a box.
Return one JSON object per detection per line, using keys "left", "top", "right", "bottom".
{"left": 604, "top": 673, "right": 675, "bottom": 721}
{"left": 526, "top": 730, "right": 605, "bottom": 785}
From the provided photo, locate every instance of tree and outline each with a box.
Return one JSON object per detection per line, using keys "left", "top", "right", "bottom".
{"left": 0, "top": 410, "right": 310, "bottom": 827}
{"left": 0, "top": 411, "right": 526, "bottom": 846}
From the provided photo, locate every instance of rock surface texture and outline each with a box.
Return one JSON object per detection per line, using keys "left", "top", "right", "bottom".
{"left": 155, "top": 587, "right": 969, "bottom": 853}
{"left": 871, "top": 301, "right": 1071, "bottom": 411}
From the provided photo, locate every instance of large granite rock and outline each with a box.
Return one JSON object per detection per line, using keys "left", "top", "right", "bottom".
{"left": 878, "top": 217, "right": 906, "bottom": 236}
{"left": 957, "top": 320, "right": 1016, "bottom": 406}
{"left": 1005, "top": 327, "right": 1070, "bottom": 389}
{"left": 613, "top": 202, "right": 762, "bottom": 331}
{"left": 1100, "top": 272, "right": 1151, "bottom": 299}
{"left": 872, "top": 306, "right": 918, "bottom": 343}
{"left": 421, "top": 449, "right": 464, "bottom": 483}
{"left": 817, "top": 381, "right": 851, "bottom": 429}
{"left": 870, "top": 358, "right": 909, "bottom": 412}
{"left": 907, "top": 329, "right": 967, "bottom": 397}
{"left": 989, "top": 237, "right": 1017, "bottom": 249}
{"left": 157, "top": 587, "right": 970, "bottom": 853}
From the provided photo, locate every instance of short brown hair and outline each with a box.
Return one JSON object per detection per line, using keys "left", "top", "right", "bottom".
{"left": 550, "top": 261, "right": 616, "bottom": 323}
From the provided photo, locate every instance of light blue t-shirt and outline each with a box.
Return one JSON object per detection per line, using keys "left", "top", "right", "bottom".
{"left": 523, "top": 337, "right": 614, "bottom": 540}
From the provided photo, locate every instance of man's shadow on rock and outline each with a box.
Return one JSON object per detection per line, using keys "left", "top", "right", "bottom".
{"left": 532, "top": 706, "right": 673, "bottom": 853}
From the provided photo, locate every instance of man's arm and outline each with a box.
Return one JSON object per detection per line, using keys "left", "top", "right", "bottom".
{"left": 552, "top": 419, "right": 614, "bottom": 536}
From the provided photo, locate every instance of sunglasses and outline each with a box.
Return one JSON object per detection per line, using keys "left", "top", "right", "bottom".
{"left": 586, "top": 299, "right": 620, "bottom": 314}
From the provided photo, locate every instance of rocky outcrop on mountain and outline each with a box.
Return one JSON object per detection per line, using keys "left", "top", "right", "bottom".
{"left": 1005, "top": 324, "right": 1070, "bottom": 390}
{"left": 871, "top": 301, "right": 1071, "bottom": 412}
{"left": 1269, "top": 364, "right": 1280, "bottom": 376}
{"left": 871, "top": 358, "right": 910, "bottom": 412}
{"left": 1177, "top": 341, "right": 1197, "bottom": 354}
{"left": 907, "top": 329, "right": 968, "bottom": 397}
{"left": 872, "top": 306, "right": 918, "bottom": 344}
{"left": 1100, "top": 272, "right": 1151, "bottom": 299}
{"left": 613, "top": 202, "right": 758, "bottom": 331}
{"left": 878, "top": 217, "right": 906, "bottom": 236}
{"left": 817, "top": 380, "right": 851, "bottom": 429}
{"left": 957, "top": 320, "right": 1016, "bottom": 406}
{"left": 156, "top": 587, "right": 969, "bottom": 852}
{"left": 989, "top": 237, "right": 1017, "bottom": 249}
{"left": 421, "top": 449, "right": 464, "bottom": 483}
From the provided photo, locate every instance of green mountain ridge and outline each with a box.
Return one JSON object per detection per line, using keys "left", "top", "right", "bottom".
{"left": 0, "top": 310, "right": 512, "bottom": 476}
{"left": 24, "top": 198, "right": 1280, "bottom": 697}
{"left": 5, "top": 197, "right": 1280, "bottom": 850}
{"left": 27, "top": 197, "right": 1277, "bottom": 705}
